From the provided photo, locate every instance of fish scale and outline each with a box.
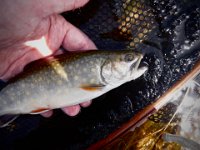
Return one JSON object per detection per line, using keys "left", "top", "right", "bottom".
{"left": 0, "top": 50, "right": 146, "bottom": 118}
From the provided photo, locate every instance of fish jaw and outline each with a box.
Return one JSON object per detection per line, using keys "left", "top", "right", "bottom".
{"left": 130, "top": 53, "right": 148, "bottom": 80}
{"left": 108, "top": 65, "right": 147, "bottom": 88}
{"left": 130, "top": 66, "right": 148, "bottom": 80}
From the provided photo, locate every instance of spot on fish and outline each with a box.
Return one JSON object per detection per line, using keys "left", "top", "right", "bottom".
{"left": 80, "top": 60, "right": 85, "bottom": 64}
{"left": 37, "top": 77, "right": 43, "bottom": 81}
{"left": 21, "top": 84, "right": 26, "bottom": 88}
{"left": 51, "top": 70, "right": 56, "bottom": 74}
{"left": 74, "top": 76, "right": 79, "bottom": 81}
{"left": 26, "top": 91, "right": 30, "bottom": 96}
{"left": 30, "top": 83, "right": 35, "bottom": 88}
{"left": 90, "top": 79, "right": 96, "bottom": 84}
{"left": 83, "top": 68, "right": 87, "bottom": 72}
{"left": 57, "top": 80, "right": 62, "bottom": 85}
{"left": 75, "top": 64, "right": 80, "bottom": 68}
{"left": 91, "top": 68, "right": 96, "bottom": 72}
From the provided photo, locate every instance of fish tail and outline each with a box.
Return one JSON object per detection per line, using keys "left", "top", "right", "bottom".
{"left": 0, "top": 115, "right": 19, "bottom": 128}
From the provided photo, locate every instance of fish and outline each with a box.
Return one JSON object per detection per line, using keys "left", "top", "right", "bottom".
{"left": 0, "top": 50, "right": 147, "bottom": 118}
{"left": 162, "top": 133, "right": 200, "bottom": 150}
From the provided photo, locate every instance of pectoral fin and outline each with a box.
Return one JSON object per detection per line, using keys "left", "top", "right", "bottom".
{"left": 80, "top": 84, "right": 106, "bottom": 91}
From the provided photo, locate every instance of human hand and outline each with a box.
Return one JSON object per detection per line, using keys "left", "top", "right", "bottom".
{"left": 0, "top": 0, "right": 97, "bottom": 117}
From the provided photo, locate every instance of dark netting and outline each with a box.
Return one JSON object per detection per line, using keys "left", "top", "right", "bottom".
{"left": 0, "top": 0, "right": 200, "bottom": 150}
{"left": 63, "top": 0, "right": 156, "bottom": 50}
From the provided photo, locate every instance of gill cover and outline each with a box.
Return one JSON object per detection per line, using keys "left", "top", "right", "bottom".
{"left": 101, "top": 52, "right": 144, "bottom": 84}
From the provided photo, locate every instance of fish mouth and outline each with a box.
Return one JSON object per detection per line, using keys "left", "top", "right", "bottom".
{"left": 130, "top": 53, "right": 144, "bottom": 71}
{"left": 130, "top": 53, "right": 148, "bottom": 78}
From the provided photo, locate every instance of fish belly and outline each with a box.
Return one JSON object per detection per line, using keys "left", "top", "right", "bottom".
{"left": 0, "top": 86, "right": 112, "bottom": 115}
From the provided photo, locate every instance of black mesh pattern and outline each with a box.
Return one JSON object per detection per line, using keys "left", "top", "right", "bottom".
{"left": 63, "top": 0, "right": 156, "bottom": 50}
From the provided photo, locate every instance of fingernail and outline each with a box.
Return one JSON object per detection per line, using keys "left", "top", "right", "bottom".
{"left": 62, "top": 105, "right": 80, "bottom": 116}
{"left": 80, "top": 100, "right": 92, "bottom": 108}
{"left": 41, "top": 110, "right": 53, "bottom": 118}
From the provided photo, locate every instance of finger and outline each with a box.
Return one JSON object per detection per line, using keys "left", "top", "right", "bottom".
{"left": 62, "top": 20, "right": 97, "bottom": 51}
{"left": 80, "top": 100, "right": 92, "bottom": 108}
{"left": 61, "top": 105, "right": 81, "bottom": 116}
{"left": 44, "top": 0, "right": 90, "bottom": 15}
{"left": 40, "top": 110, "right": 53, "bottom": 118}
{"left": 44, "top": 14, "right": 97, "bottom": 52}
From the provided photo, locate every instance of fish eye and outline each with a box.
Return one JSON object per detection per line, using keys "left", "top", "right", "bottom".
{"left": 124, "top": 54, "right": 134, "bottom": 62}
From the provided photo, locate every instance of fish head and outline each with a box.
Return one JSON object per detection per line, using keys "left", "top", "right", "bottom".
{"left": 101, "top": 51, "right": 148, "bottom": 85}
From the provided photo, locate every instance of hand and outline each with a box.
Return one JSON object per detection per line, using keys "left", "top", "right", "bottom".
{"left": 0, "top": 0, "right": 97, "bottom": 117}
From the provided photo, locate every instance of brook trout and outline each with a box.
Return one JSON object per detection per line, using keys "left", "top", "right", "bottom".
{"left": 0, "top": 50, "right": 147, "bottom": 116}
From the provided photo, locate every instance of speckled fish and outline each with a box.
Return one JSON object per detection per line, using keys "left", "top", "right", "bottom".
{"left": 0, "top": 50, "right": 147, "bottom": 117}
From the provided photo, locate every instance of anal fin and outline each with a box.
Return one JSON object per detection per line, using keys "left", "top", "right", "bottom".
{"left": 30, "top": 108, "right": 50, "bottom": 114}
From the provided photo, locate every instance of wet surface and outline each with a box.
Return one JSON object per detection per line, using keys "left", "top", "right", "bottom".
{"left": 104, "top": 72, "right": 200, "bottom": 150}
{"left": 0, "top": 0, "right": 200, "bottom": 149}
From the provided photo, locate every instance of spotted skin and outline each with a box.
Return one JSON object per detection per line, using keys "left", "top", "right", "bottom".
{"left": 0, "top": 50, "right": 147, "bottom": 115}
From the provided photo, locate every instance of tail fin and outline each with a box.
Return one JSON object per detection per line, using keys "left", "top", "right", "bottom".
{"left": 0, "top": 115, "right": 19, "bottom": 128}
